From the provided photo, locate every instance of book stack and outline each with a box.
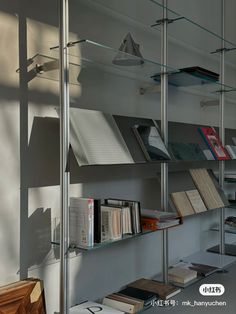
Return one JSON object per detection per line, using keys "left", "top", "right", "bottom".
{"left": 140, "top": 209, "right": 181, "bottom": 230}
{"left": 69, "top": 197, "right": 142, "bottom": 248}
{"left": 128, "top": 278, "right": 181, "bottom": 300}
{"left": 168, "top": 266, "right": 197, "bottom": 286}
{"left": 103, "top": 286, "right": 158, "bottom": 313}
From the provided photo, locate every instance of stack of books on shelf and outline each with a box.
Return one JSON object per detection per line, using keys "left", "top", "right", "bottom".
{"left": 69, "top": 197, "right": 143, "bottom": 248}
{"left": 171, "top": 168, "right": 228, "bottom": 218}
{"left": 69, "top": 197, "right": 181, "bottom": 249}
{"left": 140, "top": 209, "right": 181, "bottom": 230}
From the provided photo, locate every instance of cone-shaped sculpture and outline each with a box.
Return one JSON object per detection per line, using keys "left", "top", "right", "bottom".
{"left": 112, "top": 33, "right": 144, "bottom": 66}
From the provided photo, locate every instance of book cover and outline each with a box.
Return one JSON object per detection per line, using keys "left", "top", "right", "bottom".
{"left": 118, "top": 287, "right": 158, "bottom": 307}
{"left": 169, "top": 142, "right": 206, "bottom": 161}
{"left": 70, "top": 197, "right": 94, "bottom": 247}
{"left": 70, "top": 301, "right": 125, "bottom": 314}
{"left": 189, "top": 168, "right": 225, "bottom": 210}
{"left": 198, "top": 127, "right": 230, "bottom": 160}
{"left": 189, "top": 263, "right": 219, "bottom": 277}
{"left": 185, "top": 190, "right": 207, "bottom": 214}
{"left": 132, "top": 125, "right": 170, "bottom": 161}
{"left": 168, "top": 267, "right": 197, "bottom": 284}
{"left": 171, "top": 191, "right": 195, "bottom": 217}
{"left": 104, "top": 293, "right": 144, "bottom": 313}
{"left": 128, "top": 278, "right": 181, "bottom": 300}
{"left": 225, "top": 145, "right": 236, "bottom": 159}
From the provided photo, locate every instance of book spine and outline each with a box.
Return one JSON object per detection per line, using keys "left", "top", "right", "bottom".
{"left": 94, "top": 200, "right": 101, "bottom": 243}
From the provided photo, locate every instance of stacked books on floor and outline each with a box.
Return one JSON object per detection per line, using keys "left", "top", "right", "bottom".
{"left": 170, "top": 168, "right": 228, "bottom": 218}
{"left": 71, "top": 278, "right": 181, "bottom": 313}
{"left": 168, "top": 261, "right": 219, "bottom": 287}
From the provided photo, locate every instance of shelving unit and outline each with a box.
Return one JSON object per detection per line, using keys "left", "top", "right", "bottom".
{"left": 35, "top": 0, "right": 236, "bottom": 313}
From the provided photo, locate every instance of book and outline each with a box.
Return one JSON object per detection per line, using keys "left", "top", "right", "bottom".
{"left": 101, "top": 205, "right": 122, "bottom": 242}
{"left": 128, "top": 278, "right": 181, "bottom": 300}
{"left": 104, "top": 293, "right": 144, "bottom": 313}
{"left": 70, "top": 108, "right": 134, "bottom": 165}
{"left": 103, "top": 295, "right": 143, "bottom": 313}
{"left": 94, "top": 199, "right": 101, "bottom": 243}
{"left": 198, "top": 127, "right": 230, "bottom": 160}
{"left": 189, "top": 168, "right": 225, "bottom": 210}
{"left": 152, "top": 66, "right": 218, "bottom": 87}
{"left": 118, "top": 287, "right": 158, "bottom": 307}
{"left": 132, "top": 124, "right": 170, "bottom": 161}
{"left": 189, "top": 263, "right": 219, "bottom": 277}
{"left": 169, "top": 142, "right": 206, "bottom": 161}
{"left": 225, "top": 145, "right": 236, "bottom": 159}
{"left": 171, "top": 191, "right": 195, "bottom": 217}
{"left": 141, "top": 216, "right": 180, "bottom": 230}
{"left": 70, "top": 301, "right": 125, "bottom": 313}
{"left": 140, "top": 209, "right": 178, "bottom": 220}
{"left": 105, "top": 199, "right": 142, "bottom": 234}
{"left": 70, "top": 197, "right": 94, "bottom": 247}
{"left": 168, "top": 267, "right": 197, "bottom": 284}
{"left": 203, "top": 149, "right": 215, "bottom": 160}
{"left": 232, "top": 137, "right": 236, "bottom": 145}
{"left": 185, "top": 190, "right": 207, "bottom": 213}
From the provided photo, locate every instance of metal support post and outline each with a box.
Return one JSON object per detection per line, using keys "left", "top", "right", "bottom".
{"left": 161, "top": 0, "right": 169, "bottom": 283}
{"left": 219, "top": 0, "right": 225, "bottom": 255}
{"left": 59, "top": 0, "right": 70, "bottom": 313}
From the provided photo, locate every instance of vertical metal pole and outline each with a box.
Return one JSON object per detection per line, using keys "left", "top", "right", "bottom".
{"left": 161, "top": 0, "right": 169, "bottom": 283}
{"left": 59, "top": 0, "right": 70, "bottom": 313}
{"left": 219, "top": 0, "right": 225, "bottom": 255}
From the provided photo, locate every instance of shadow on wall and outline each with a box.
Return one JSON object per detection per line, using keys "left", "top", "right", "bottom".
{"left": 18, "top": 207, "right": 52, "bottom": 271}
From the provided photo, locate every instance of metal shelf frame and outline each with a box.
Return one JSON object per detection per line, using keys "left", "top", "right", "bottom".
{"left": 58, "top": 0, "right": 228, "bottom": 313}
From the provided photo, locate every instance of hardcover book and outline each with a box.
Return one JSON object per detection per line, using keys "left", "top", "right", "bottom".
{"left": 70, "top": 197, "right": 94, "bottom": 247}
{"left": 132, "top": 124, "right": 170, "bottom": 161}
{"left": 198, "top": 127, "right": 230, "bottom": 160}
{"left": 168, "top": 267, "right": 197, "bottom": 284}
{"left": 225, "top": 145, "right": 236, "bottom": 159}
{"left": 103, "top": 294, "right": 143, "bottom": 314}
{"left": 169, "top": 142, "right": 206, "bottom": 161}
{"left": 171, "top": 191, "right": 195, "bottom": 217}
{"left": 128, "top": 278, "right": 181, "bottom": 300}
{"left": 118, "top": 287, "right": 158, "bottom": 307}
{"left": 189, "top": 168, "right": 225, "bottom": 210}
{"left": 185, "top": 190, "right": 207, "bottom": 214}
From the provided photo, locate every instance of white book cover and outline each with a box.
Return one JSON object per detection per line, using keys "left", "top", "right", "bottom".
{"left": 185, "top": 190, "right": 207, "bottom": 213}
{"left": 70, "top": 108, "right": 134, "bottom": 165}
{"left": 70, "top": 301, "right": 125, "bottom": 314}
{"left": 225, "top": 145, "right": 236, "bottom": 159}
{"left": 69, "top": 198, "right": 94, "bottom": 247}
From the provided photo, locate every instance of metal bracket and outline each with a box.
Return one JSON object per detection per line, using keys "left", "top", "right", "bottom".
{"left": 139, "top": 84, "right": 161, "bottom": 95}
{"left": 211, "top": 47, "right": 236, "bottom": 54}
{"left": 151, "top": 16, "right": 184, "bottom": 27}
{"left": 200, "top": 99, "right": 219, "bottom": 107}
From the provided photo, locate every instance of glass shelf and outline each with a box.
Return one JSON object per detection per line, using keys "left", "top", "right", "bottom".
{"left": 210, "top": 225, "right": 236, "bottom": 235}
{"left": 25, "top": 53, "right": 80, "bottom": 86}
{"left": 52, "top": 221, "right": 181, "bottom": 252}
{"left": 50, "top": 39, "right": 236, "bottom": 100}
{"left": 84, "top": 0, "right": 236, "bottom": 66}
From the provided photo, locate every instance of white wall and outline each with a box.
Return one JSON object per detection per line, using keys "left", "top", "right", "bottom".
{"left": 0, "top": 0, "right": 236, "bottom": 313}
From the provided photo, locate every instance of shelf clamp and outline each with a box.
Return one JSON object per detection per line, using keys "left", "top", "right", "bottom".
{"left": 211, "top": 47, "right": 236, "bottom": 54}
{"left": 139, "top": 84, "right": 161, "bottom": 95}
{"left": 151, "top": 16, "right": 184, "bottom": 27}
{"left": 200, "top": 99, "right": 219, "bottom": 108}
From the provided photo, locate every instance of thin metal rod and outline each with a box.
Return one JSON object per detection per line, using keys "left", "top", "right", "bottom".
{"left": 161, "top": 0, "right": 169, "bottom": 284}
{"left": 59, "top": 0, "right": 70, "bottom": 313}
{"left": 219, "top": 0, "right": 225, "bottom": 255}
